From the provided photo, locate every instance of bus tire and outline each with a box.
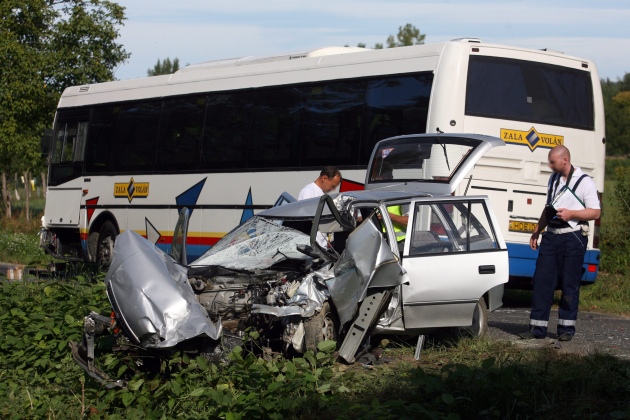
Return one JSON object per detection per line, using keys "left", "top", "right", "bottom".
{"left": 96, "top": 221, "right": 117, "bottom": 270}
{"left": 304, "top": 302, "right": 338, "bottom": 353}
{"left": 452, "top": 297, "right": 488, "bottom": 339}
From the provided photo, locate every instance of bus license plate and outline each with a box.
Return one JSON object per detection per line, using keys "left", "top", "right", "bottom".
{"left": 509, "top": 220, "right": 537, "bottom": 233}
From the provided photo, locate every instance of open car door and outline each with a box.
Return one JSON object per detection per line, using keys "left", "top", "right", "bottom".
{"left": 400, "top": 196, "right": 509, "bottom": 331}
{"left": 365, "top": 133, "right": 504, "bottom": 196}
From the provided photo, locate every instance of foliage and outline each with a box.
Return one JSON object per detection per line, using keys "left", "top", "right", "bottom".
{"left": 1, "top": 273, "right": 629, "bottom": 418}
{"left": 357, "top": 23, "right": 425, "bottom": 50}
{"left": 601, "top": 73, "right": 630, "bottom": 156}
{"left": 0, "top": 232, "right": 46, "bottom": 265}
{"left": 600, "top": 166, "right": 630, "bottom": 274}
{"left": 147, "top": 57, "right": 181, "bottom": 76}
{"left": 0, "top": 0, "right": 129, "bottom": 195}
{"left": 0, "top": 274, "right": 111, "bottom": 418}
{"left": 581, "top": 272, "right": 630, "bottom": 314}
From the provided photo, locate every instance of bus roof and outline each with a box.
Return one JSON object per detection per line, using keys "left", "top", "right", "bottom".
{"left": 58, "top": 39, "right": 595, "bottom": 109}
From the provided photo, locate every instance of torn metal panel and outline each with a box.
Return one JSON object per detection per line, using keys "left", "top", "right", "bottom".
{"left": 325, "top": 218, "right": 403, "bottom": 326}
{"left": 251, "top": 273, "right": 330, "bottom": 318}
{"left": 106, "top": 230, "right": 221, "bottom": 348}
{"left": 191, "top": 216, "right": 310, "bottom": 270}
{"left": 377, "top": 285, "right": 405, "bottom": 331}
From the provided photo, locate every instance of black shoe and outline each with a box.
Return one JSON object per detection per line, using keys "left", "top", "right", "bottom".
{"left": 557, "top": 333, "right": 573, "bottom": 342}
{"left": 518, "top": 331, "right": 544, "bottom": 340}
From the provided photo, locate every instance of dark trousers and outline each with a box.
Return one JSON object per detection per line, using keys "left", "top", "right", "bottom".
{"left": 529, "top": 230, "right": 587, "bottom": 337}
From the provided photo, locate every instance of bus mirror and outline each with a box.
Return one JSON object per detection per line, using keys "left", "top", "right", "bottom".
{"left": 41, "top": 128, "right": 53, "bottom": 156}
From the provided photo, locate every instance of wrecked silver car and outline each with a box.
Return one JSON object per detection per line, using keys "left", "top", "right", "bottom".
{"left": 71, "top": 134, "right": 508, "bottom": 385}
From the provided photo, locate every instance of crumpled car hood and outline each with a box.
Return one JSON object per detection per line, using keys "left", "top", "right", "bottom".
{"left": 105, "top": 230, "right": 221, "bottom": 348}
{"left": 191, "top": 216, "right": 311, "bottom": 271}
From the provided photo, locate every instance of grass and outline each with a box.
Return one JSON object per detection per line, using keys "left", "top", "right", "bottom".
{"left": 328, "top": 337, "right": 630, "bottom": 419}
{"left": 1, "top": 273, "right": 629, "bottom": 419}
{"left": 0, "top": 232, "right": 47, "bottom": 266}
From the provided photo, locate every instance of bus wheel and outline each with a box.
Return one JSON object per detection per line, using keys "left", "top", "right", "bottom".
{"left": 453, "top": 297, "right": 488, "bottom": 338}
{"left": 96, "top": 221, "right": 117, "bottom": 270}
{"left": 304, "top": 302, "right": 338, "bottom": 353}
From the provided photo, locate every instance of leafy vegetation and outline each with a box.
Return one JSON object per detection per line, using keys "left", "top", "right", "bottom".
{"left": 0, "top": 0, "right": 129, "bottom": 216}
{"left": 1, "top": 275, "right": 629, "bottom": 419}
{"left": 600, "top": 166, "right": 630, "bottom": 275}
{"left": 147, "top": 57, "right": 181, "bottom": 76}
{"left": 602, "top": 73, "right": 630, "bottom": 157}
{"left": 356, "top": 23, "right": 425, "bottom": 50}
{"left": 0, "top": 232, "right": 46, "bottom": 265}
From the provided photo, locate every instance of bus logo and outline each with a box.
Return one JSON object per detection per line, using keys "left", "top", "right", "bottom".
{"left": 501, "top": 127, "right": 564, "bottom": 151}
{"left": 114, "top": 178, "right": 149, "bottom": 202}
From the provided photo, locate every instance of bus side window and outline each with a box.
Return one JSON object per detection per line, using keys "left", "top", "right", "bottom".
{"left": 248, "top": 86, "right": 307, "bottom": 168}
{"left": 85, "top": 106, "right": 118, "bottom": 173}
{"left": 360, "top": 73, "right": 433, "bottom": 164}
{"left": 200, "top": 91, "right": 253, "bottom": 170}
{"left": 114, "top": 101, "right": 161, "bottom": 172}
{"left": 302, "top": 80, "right": 366, "bottom": 167}
{"left": 157, "top": 95, "right": 205, "bottom": 171}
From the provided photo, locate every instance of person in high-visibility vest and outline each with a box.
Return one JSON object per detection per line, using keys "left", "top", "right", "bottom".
{"left": 373, "top": 161, "right": 409, "bottom": 250}
{"left": 387, "top": 204, "right": 409, "bottom": 243}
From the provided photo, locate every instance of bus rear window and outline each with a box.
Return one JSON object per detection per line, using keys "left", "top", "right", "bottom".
{"left": 465, "top": 55, "right": 594, "bottom": 130}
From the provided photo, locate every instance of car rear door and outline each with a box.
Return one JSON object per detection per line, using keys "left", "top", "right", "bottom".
{"left": 400, "top": 196, "right": 508, "bottom": 329}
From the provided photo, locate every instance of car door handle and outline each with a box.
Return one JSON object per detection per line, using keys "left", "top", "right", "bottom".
{"left": 478, "top": 265, "right": 495, "bottom": 274}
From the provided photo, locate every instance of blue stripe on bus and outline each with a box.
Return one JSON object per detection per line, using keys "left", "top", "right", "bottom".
{"left": 507, "top": 242, "right": 600, "bottom": 283}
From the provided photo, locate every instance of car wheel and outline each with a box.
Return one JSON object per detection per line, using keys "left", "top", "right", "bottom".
{"left": 96, "top": 221, "right": 117, "bottom": 270}
{"left": 455, "top": 297, "right": 488, "bottom": 338}
{"left": 304, "top": 302, "right": 338, "bottom": 352}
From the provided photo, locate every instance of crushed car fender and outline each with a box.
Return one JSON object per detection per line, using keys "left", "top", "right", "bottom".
{"left": 106, "top": 230, "right": 221, "bottom": 348}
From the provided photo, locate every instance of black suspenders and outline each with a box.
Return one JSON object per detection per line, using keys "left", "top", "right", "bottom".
{"left": 547, "top": 166, "right": 588, "bottom": 205}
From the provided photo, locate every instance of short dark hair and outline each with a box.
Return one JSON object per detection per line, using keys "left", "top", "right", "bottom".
{"left": 320, "top": 166, "right": 341, "bottom": 179}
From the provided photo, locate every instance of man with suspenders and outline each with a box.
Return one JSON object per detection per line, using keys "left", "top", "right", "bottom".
{"left": 520, "top": 145, "right": 601, "bottom": 341}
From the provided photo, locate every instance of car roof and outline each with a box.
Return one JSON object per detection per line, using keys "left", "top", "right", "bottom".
{"left": 260, "top": 190, "right": 430, "bottom": 220}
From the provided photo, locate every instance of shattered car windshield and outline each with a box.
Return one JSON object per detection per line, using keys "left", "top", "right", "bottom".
{"left": 190, "top": 216, "right": 311, "bottom": 271}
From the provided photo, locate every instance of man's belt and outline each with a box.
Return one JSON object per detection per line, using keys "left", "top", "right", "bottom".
{"left": 547, "top": 226, "right": 581, "bottom": 234}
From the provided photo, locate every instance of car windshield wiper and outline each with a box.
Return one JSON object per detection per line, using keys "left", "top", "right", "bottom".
{"left": 435, "top": 138, "right": 451, "bottom": 172}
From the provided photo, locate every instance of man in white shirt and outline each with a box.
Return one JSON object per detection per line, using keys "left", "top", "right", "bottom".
{"left": 298, "top": 166, "right": 342, "bottom": 248}
{"left": 520, "top": 145, "right": 600, "bottom": 342}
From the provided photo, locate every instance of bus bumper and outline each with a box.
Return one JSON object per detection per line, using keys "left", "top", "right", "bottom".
{"left": 507, "top": 242, "right": 601, "bottom": 285}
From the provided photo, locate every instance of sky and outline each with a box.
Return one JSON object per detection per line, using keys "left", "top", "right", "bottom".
{"left": 113, "top": 0, "right": 630, "bottom": 81}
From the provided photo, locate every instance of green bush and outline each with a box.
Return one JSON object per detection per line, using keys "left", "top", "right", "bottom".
{"left": 1, "top": 275, "right": 630, "bottom": 418}
{"left": 0, "top": 232, "right": 47, "bottom": 265}
{"left": 600, "top": 166, "right": 630, "bottom": 274}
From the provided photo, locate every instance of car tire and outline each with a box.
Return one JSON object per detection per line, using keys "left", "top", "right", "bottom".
{"left": 454, "top": 297, "right": 488, "bottom": 338}
{"left": 304, "top": 302, "right": 338, "bottom": 352}
{"left": 96, "top": 221, "right": 117, "bottom": 270}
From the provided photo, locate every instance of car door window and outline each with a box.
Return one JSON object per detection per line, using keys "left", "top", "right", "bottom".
{"left": 409, "top": 201, "right": 498, "bottom": 256}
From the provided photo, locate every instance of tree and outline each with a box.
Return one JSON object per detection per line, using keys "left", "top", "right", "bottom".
{"left": 0, "top": 0, "right": 129, "bottom": 217}
{"left": 602, "top": 73, "right": 630, "bottom": 156}
{"left": 148, "top": 58, "right": 181, "bottom": 76}
{"left": 357, "top": 23, "right": 425, "bottom": 50}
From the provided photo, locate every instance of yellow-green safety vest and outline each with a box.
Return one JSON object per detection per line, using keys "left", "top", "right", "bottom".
{"left": 386, "top": 205, "right": 406, "bottom": 242}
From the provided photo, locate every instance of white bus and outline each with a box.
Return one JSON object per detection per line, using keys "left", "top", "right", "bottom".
{"left": 41, "top": 38, "right": 605, "bottom": 283}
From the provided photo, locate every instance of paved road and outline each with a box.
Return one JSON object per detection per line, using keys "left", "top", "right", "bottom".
{"left": 488, "top": 306, "right": 630, "bottom": 359}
